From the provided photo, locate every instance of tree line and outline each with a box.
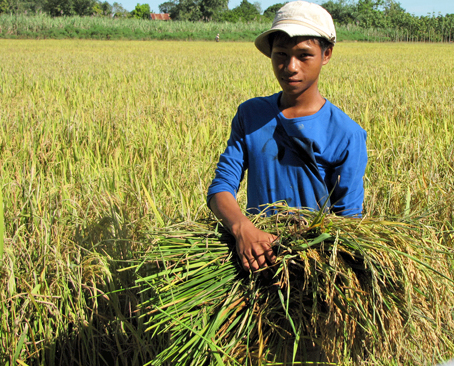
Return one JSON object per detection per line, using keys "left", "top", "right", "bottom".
{"left": 322, "top": 0, "right": 454, "bottom": 42}
{"left": 1, "top": 0, "right": 453, "bottom": 42}
{"left": 165, "top": 0, "right": 454, "bottom": 41}
{"left": 0, "top": 0, "right": 150, "bottom": 18}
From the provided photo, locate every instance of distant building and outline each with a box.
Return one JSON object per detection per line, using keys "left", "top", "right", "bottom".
{"left": 150, "top": 13, "right": 171, "bottom": 20}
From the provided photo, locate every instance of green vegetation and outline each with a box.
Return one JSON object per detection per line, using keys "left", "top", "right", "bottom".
{"left": 1, "top": 12, "right": 452, "bottom": 42}
{"left": 0, "top": 13, "right": 271, "bottom": 40}
{"left": 0, "top": 39, "right": 453, "bottom": 365}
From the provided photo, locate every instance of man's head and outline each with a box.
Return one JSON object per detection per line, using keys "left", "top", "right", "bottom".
{"left": 269, "top": 34, "right": 333, "bottom": 101}
{"left": 255, "top": 1, "right": 336, "bottom": 58}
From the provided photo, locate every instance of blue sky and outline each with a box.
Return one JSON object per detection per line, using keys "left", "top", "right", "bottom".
{"left": 119, "top": 0, "right": 453, "bottom": 16}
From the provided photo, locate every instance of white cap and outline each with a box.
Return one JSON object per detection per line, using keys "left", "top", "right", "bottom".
{"left": 255, "top": 1, "right": 336, "bottom": 58}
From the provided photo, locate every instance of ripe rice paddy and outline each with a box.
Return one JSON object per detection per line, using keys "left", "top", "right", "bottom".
{"left": 0, "top": 39, "right": 453, "bottom": 365}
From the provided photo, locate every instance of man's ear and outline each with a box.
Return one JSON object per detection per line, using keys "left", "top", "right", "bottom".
{"left": 322, "top": 46, "right": 333, "bottom": 65}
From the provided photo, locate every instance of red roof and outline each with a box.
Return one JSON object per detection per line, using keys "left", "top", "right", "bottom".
{"left": 150, "top": 13, "right": 171, "bottom": 20}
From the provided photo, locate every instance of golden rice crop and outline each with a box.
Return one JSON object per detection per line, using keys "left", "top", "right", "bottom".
{"left": 0, "top": 40, "right": 453, "bottom": 365}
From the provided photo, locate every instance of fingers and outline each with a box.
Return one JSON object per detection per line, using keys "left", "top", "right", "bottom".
{"left": 239, "top": 242, "right": 276, "bottom": 272}
{"left": 241, "top": 256, "right": 251, "bottom": 272}
{"left": 240, "top": 254, "right": 259, "bottom": 272}
{"left": 247, "top": 256, "right": 261, "bottom": 272}
{"left": 241, "top": 255, "right": 264, "bottom": 272}
{"left": 264, "top": 245, "right": 277, "bottom": 264}
{"left": 254, "top": 251, "right": 268, "bottom": 269}
{"left": 260, "top": 238, "right": 279, "bottom": 265}
{"left": 236, "top": 228, "right": 278, "bottom": 273}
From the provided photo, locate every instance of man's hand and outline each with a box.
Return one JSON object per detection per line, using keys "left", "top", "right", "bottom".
{"left": 232, "top": 218, "right": 277, "bottom": 272}
{"left": 209, "top": 192, "right": 277, "bottom": 272}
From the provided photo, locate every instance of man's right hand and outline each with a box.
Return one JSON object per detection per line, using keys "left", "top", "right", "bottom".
{"left": 209, "top": 192, "right": 277, "bottom": 272}
{"left": 231, "top": 218, "right": 277, "bottom": 272}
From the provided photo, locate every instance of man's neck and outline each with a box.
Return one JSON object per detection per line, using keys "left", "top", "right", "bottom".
{"left": 279, "top": 91, "right": 326, "bottom": 119}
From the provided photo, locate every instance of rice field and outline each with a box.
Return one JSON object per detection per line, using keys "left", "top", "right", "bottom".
{"left": 0, "top": 39, "right": 454, "bottom": 365}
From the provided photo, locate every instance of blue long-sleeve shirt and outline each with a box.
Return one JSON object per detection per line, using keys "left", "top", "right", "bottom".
{"left": 207, "top": 92, "right": 368, "bottom": 216}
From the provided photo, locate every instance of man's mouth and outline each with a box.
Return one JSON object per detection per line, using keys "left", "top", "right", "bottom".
{"left": 284, "top": 78, "right": 301, "bottom": 84}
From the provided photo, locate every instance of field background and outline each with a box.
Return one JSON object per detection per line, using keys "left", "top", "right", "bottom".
{"left": 1, "top": 39, "right": 454, "bottom": 365}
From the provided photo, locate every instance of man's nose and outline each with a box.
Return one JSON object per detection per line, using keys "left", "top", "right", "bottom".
{"left": 286, "top": 56, "right": 298, "bottom": 73}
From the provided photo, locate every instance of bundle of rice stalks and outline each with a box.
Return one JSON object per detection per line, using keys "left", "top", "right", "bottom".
{"left": 132, "top": 206, "right": 454, "bottom": 365}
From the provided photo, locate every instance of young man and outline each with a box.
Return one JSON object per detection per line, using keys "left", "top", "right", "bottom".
{"left": 207, "top": 1, "right": 368, "bottom": 272}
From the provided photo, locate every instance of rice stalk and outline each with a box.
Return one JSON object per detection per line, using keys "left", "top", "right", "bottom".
{"left": 0, "top": 187, "right": 4, "bottom": 261}
{"left": 134, "top": 205, "right": 454, "bottom": 365}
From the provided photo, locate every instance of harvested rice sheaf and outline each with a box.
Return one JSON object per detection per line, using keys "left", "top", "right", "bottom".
{"left": 134, "top": 207, "right": 454, "bottom": 365}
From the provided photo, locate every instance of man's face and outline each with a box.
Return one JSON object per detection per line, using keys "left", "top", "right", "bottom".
{"left": 271, "top": 36, "right": 332, "bottom": 98}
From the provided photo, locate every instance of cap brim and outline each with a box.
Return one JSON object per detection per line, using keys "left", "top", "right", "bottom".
{"left": 255, "top": 25, "right": 326, "bottom": 58}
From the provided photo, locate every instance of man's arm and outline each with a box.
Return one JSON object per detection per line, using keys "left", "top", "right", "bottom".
{"left": 330, "top": 129, "right": 368, "bottom": 216}
{"left": 209, "top": 191, "right": 277, "bottom": 272}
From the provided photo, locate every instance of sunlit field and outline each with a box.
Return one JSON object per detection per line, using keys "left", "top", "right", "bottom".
{"left": 1, "top": 39, "right": 453, "bottom": 365}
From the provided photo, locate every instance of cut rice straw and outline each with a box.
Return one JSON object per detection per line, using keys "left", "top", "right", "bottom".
{"left": 133, "top": 204, "right": 454, "bottom": 365}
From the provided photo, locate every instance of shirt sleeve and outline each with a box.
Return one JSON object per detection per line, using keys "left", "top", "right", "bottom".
{"left": 206, "top": 109, "right": 248, "bottom": 209}
{"left": 329, "top": 129, "right": 368, "bottom": 217}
